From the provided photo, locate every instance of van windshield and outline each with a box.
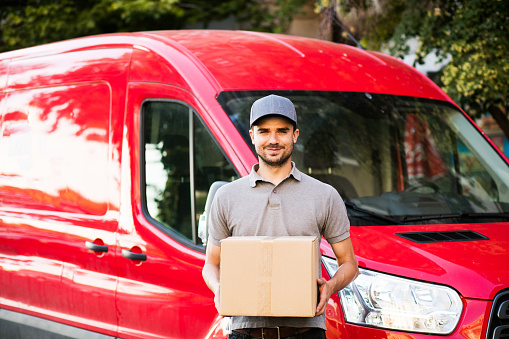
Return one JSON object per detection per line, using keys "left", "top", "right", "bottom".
{"left": 217, "top": 91, "right": 509, "bottom": 225}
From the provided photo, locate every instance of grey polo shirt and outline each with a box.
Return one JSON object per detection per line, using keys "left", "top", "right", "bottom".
{"left": 209, "top": 162, "right": 350, "bottom": 330}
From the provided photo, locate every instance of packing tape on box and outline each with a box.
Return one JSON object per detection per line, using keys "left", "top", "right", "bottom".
{"left": 256, "top": 239, "right": 273, "bottom": 315}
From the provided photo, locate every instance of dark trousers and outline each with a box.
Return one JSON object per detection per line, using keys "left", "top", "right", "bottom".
{"left": 228, "top": 328, "right": 326, "bottom": 339}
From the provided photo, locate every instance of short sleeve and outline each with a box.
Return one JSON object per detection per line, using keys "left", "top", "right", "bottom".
{"left": 323, "top": 187, "right": 350, "bottom": 244}
{"left": 207, "top": 189, "right": 232, "bottom": 246}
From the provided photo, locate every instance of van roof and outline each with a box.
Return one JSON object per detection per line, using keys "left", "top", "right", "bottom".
{"left": 0, "top": 30, "right": 450, "bottom": 101}
{"left": 149, "top": 30, "right": 449, "bottom": 100}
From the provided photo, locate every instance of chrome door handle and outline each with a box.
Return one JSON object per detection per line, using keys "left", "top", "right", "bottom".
{"left": 122, "top": 249, "right": 147, "bottom": 261}
{"left": 85, "top": 241, "right": 108, "bottom": 253}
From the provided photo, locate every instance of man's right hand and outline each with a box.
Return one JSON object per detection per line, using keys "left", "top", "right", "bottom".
{"left": 214, "top": 284, "right": 221, "bottom": 313}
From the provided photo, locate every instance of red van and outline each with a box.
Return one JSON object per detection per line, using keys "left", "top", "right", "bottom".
{"left": 0, "top": 30, "right": 507, "bottom": 339}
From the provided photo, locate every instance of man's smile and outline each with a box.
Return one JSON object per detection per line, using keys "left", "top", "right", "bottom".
{"left": 264, "top": 145, "right": 284, "bottom": 152}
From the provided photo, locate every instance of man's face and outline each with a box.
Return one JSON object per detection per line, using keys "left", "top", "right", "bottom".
{"left": 249, "top": 116, "right": 299, "bottom": 168}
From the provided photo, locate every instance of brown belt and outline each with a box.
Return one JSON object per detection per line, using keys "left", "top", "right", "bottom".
{"left": 233, "top": 327, "right": 311, "bottom": 339}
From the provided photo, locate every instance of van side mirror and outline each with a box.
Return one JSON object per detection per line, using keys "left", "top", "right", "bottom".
{"left": 198, "top": 181, "right": 229, "bottom": 246}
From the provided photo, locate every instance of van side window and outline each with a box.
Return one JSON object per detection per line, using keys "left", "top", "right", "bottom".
{"left": 143, "top": 101, "right": 238, "bottom": 245}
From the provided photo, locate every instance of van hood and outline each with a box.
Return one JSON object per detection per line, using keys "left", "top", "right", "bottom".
{"left": 330, "top": 223, "right": 509, "bottom": 300}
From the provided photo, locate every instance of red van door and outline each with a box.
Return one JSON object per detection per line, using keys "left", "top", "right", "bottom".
{"left": 115, "top": 83, "right": 238, "bottom": 338}
{"left": 0, "top": 83, "right": 119, "bottom": 336}
{"left": 0, "top": 48, "right": 130, "bottom": 336}
{"left": 0, "top": 92, "right": 68, "bottom": 321}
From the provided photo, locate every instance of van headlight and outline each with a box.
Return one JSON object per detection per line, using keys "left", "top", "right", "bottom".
{"left": 322, "top": 256, "right": 463, "bottom": 334}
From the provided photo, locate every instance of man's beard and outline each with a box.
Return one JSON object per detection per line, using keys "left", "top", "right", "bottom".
{"left": 257, "top": 143, "right": 293, "bottom": 168}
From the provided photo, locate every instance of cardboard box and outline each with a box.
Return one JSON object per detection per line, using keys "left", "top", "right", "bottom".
{"left": 219, "top": 236, "right": 319, "bottom": 317}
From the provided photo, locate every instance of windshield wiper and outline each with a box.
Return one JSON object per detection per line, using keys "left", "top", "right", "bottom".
{"left": 399, "top": 212, "right": 509, "bottom": 222}
{"left": 344, "top": 201, "right": 402, "bottom": 225}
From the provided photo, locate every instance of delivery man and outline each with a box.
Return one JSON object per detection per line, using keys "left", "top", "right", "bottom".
{"left": 202, "top": 94, "right": 358, "bottom": 339}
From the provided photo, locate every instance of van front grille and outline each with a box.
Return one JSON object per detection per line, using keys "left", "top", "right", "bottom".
{"left": 487, "top": 290, "right": 509, "bottom": 339}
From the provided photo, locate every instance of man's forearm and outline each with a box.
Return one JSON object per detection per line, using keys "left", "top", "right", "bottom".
{"left": 328, "top": 260, "right": 358, "bottom": 294}
{"left": 202, "top": 262, "right": 220, "bottom": 294}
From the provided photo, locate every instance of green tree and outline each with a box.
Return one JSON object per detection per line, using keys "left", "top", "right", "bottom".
{"left": 314, "top": 0, "right": 406, "bottom": 50}
{"left": 407, "top": 0, "right": 509, "bottom": 140}
{"left": 0, "top": 0, "right": 186, "bottom": 52}
{"left": 0, "top": 0, "right": 308, "bottom": 53}
{"left": 317, "top": 0, "right": 509, "bottom": 139}
{"left": 245, "top": 0, "right": 309, "bottom": 33}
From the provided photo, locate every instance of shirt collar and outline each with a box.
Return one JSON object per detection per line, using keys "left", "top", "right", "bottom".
{"left": 248, "top": 161, "right": 302, "bottom": 187}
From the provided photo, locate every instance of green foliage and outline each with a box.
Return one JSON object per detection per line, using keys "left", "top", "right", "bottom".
{"left": 316, "top": 0, "right": 509, "bottom": 137}
{"left": 255, "top": 0, "right": 309, "bottom": 33}
{"left": 0, "top": 0, "right": 187, "bottom": 52}
{"left": 1, "top": 0, "right": 77, "bottom": 50}
{"left": 387, "top": 0, "right": 509, "bottom": 139}
{"left": 408, "top": 0, "right": 508, "bottom": 117}
{"left": 0, "top": 0, "right": 310, "bottom": 52}
{"left": 314, "top": 0, "right": 407, "bottom": 50}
